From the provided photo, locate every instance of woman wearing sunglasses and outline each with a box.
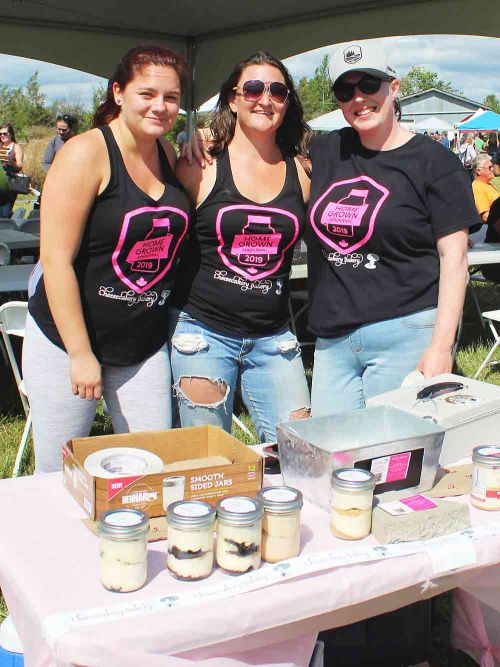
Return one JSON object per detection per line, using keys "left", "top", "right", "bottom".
{"left": 308, "top": 40, "right": 478, "bottom": 415}
{"left": 0, "top": 123, "right": 24, "bottom": 218}
{"left": 170, "top": 51, "right": 311, "bottom": 441}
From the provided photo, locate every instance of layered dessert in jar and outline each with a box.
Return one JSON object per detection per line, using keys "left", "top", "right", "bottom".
{"left": 257, "top": 486, "right": 302, "bottom": 562}
{"left": 166, "top": 500, "right": 215, "bottom": 581}
{"left": 216, "top": 496, "right": 263, "bottom": 574}
{"left": 98, "top": 509, "right": 150, "bottom": 592}
{"left": 330, "top": 468, "right": 375, "bottom": 540}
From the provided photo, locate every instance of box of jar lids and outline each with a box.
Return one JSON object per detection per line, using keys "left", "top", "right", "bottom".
{"left": 276, "top": 405, "right": 445, "bottom": 512}
{"left": 63, "top": 425, "right": 263, "bottom": 520}
{"left": 367, "top": 373, "right": 500, "bottom": 466}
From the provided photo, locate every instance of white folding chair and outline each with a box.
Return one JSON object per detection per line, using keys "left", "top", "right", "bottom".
{"left": 473, "top": 309, "right": 500, "bottom": 379}
{"left": 0, "top": 301, "right": 30, "bottom": 476}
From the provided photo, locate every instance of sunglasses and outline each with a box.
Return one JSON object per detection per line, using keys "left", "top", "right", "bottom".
{"left": 332, "top": 74, "right": 392, "bottom": 103}
{"left": 57, "top": 127, "right": 69, "bottom": 133}
{"left": 233, "top": 80, "right": 289, "bottom": 104}
{"left": 0, "top": 132, "right": 9, "bottom": 136}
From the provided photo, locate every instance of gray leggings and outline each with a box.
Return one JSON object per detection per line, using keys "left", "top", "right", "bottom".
{"left": 22, "top": 314, "right": 172, "bottom": 474}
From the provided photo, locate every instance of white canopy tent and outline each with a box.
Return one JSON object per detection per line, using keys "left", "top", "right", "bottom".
{"left": 309, "top": 109, "right": 348, "bottom": 132}
{"left": 413, "top": 116, "right": 454, "bottom": 131}
{"left": 0, "top": 0, "right": 498, "bottom": 115}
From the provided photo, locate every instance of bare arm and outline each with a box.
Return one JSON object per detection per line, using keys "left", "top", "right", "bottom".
{"left": 11, "top": 143, "right": 23, "bottom": 172}
{"left": 175, "top": 155, "right": 216, "bottom": 207}
{"left": 416, "top": 229, "right": 469, "bottom": 377}
{"left": 40, "top": 130, "right": 107, "bottom": 399}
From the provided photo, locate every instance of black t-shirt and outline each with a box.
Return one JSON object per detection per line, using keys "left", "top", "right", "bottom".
{"left": 171, "top": 149, "right": 306, "bottom": 336}
{"left": 307, "top": 128, "right": 479, "bottom": 338}
{"left": 30, "top": 125, "right": 191, "bottom": 366}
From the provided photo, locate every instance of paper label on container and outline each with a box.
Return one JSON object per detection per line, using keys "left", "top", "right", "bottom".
{"left": 378, "top": 494, "right": 438, "bottom": 516}
{"left": 263, "top": 488, "right": 297, "bottom": 502}
{"left": 337, "top": 470, "right": 371, "bottom": 483}
{"left": 220, "top": 497, "right": 256, "bottom": 514}
{"left": 370, "top": 452, "right": 411, "bottom": 484}
{"left": 173, "top": 502, "right": 210, "bottom": 517}
{"left": 104, "top": 511, "right": 143, "bottom": 526}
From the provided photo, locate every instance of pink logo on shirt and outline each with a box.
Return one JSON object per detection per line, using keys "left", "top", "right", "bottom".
{"left": 112, "top": 206, "right": 188, "bottom": 293}
{"left": 310, "top": 176, "right": 389, "bottom": 255}
{"left": 216, "top": 205, "right": 299, "bottom": 281}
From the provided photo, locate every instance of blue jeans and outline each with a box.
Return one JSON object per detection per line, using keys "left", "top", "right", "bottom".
{"left": 169, "top": 310, "right": 311, "bottom": 442}
{"left": 311, "top": 308, "right": 436, "bottom": 416}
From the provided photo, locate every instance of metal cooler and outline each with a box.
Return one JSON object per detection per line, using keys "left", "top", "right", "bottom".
{"left": 276, "top": 405, "right": 445, "bottom": 512}
{"left": 367, "top": 373, "right": 500, "bottom": 466}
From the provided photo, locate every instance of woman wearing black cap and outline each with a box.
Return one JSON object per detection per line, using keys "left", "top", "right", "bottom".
{"left": 307, "top": 40, "right": 479, "bottom": 415}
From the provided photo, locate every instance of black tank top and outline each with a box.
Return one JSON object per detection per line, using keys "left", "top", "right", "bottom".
{"left": 29, "top": 125, "right": 190, "bottom": 366}
{"left": 171, "top": 149, "right": 306, "bottom": 336}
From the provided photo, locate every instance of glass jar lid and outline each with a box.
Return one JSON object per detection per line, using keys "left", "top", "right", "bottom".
{"left": 257, "top": 486, "right": 303, "bottom": 513}
{"left": 98, "top": 509, "right": 150, "bottom": 539}
{"left": 216, "top": 496, "right": 263, "bottom": 525}
{"left": 167, "top": 500, "right": 215, "bottom": 528}
{"left": 331, "top": 468, "right": 376, "bottom": 492}
{"left": 473, "top": 445, "right": 500, "bottom": 466}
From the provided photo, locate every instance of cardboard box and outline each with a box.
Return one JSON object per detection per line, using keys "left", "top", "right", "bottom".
{"left": 63, "top": 425, "right": 263, "bottom": 520}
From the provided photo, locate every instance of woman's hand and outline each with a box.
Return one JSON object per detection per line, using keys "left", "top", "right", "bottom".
{"left": 416, "top": 344, "right": 453, "bottom": 378}
{"left": 70, "top": 350, "right": 102, "bottom": 400}
{"left": 181, "top": 127, "right": 213, "bottom": 167}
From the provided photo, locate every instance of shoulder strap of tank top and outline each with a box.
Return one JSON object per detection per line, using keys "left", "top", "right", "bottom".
{"left": 214, "top": 148, "right": 235, "bottom": 193}
{"left": 98, "top": 125, "right": 121, "bottom": 191}
{"left": 283, "top": 154, "right": 303, "bottom": 199}
{"left": 156, "top": 140, "right": 176, "bottom": 184}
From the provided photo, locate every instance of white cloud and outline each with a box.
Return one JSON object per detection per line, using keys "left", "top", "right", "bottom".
{"left": 1, "top": 34, "right": 499, "bottom": 111}
{"left": 284, "top": 35, "right": 500, "bottom": 104}
{"left": 0, "top": 53, "right": 106, "bottom": 107}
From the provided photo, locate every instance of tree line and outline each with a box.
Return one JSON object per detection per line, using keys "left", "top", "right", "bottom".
{"left": 1, "top": 64, "right": 499, "bottom": 138}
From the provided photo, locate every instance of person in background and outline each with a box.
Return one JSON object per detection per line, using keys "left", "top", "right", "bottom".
{"left": 0, "top": 123, "right": 24, "bottom": 218}
{"left": 474, "top": 132, "right": 485, "bottom": 152}
{"left": 492, "top": 154, "right": 500, "bottom": 193}
{"left": 42, "top": 114, "right": 77, "bottom": 173}
{"left": 486, "top": 132, "right": 498, "bottom": 159}
{"left": 439, "top": 131, "right": 450, "bottom": 149}
{"left": 24, "top": 45, "right": 190, "bottom": 474}
{"left": 459, "top": 133, "right": 477, "bottom": 180}
{"left": 472, "top": 153, "right": 500, "bottom": 223}
{"left": 308, "top": 40, "right": 477, "bottom": 416}
{"left": 175, "top": 117, "right": 187, "bottom": 151}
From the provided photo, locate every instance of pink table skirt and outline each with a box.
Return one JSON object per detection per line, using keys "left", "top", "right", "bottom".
{"left": 1, "top": 472, "right": 500, "bottom": 667}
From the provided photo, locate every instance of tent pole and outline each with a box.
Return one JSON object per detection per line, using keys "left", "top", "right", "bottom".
{"left": 186, "top": 37, "right": 196, "bottom": 139}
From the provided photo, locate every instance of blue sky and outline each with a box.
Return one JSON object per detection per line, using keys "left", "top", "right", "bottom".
{"left": 0, "top": 35, "right": 498, "bottom": 111}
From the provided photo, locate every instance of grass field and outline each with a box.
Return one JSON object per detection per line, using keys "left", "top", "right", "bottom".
{"left": 1, "top": 281, "right": 499, "bottom": 664}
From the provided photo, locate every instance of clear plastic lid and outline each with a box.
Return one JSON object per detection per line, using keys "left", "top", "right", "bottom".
{"left": 331, "top": 468, "right": 376, "bottom": 492}
{"left": 257, "top": 486, "right": 303, "bottom": 513}
{"left": 98, "top": 509, "right": 150, "bottom": 539}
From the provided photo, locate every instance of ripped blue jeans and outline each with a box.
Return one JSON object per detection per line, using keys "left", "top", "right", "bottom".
{"left": 169, "top": 309, "right": 311, "bottom": 442}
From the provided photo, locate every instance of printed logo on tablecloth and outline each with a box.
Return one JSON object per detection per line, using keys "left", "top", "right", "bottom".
{"left": 310, "top": 175, "right": 389, "bottom": 255}
{"left": 112, "top": 205, "right": 188, "bottom": 294}
{"left": 216, "top": 204, "right": 299, "bottom": 281}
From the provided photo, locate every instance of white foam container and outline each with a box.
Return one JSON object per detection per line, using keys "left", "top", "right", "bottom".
{"left": 368, "top": 373, "right": 500, "bottom": 465}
